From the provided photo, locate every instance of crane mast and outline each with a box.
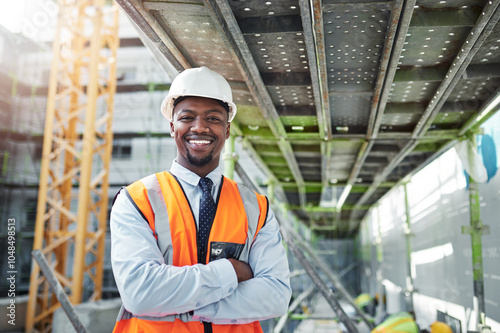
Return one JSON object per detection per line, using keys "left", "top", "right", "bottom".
{"left": 26, "top": 0, "right": 119, "bottom": 331}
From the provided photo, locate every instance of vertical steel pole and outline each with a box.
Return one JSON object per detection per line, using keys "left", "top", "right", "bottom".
{"left": 223, "top": 133, "right": 236, "bottom": 179}
{"left": 375, "top": 206, "right": 385, "bottom": 313}
{"left": 461, "top": 134, "right": 489, "bottom": 330}
{"left": 403, "top": 183, "right": 414, "bottom": 312}
{"left": 267, "top": 179, "right": 276, "bottom": 205}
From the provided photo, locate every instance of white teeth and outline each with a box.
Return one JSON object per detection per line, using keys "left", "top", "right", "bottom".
{"left": 189, "top": 140, "right": 211, "bottom": 144}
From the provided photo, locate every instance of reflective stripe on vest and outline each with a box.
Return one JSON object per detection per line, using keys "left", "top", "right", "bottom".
{"left": 113, "top": 171, "right": 268, "bottom": 333}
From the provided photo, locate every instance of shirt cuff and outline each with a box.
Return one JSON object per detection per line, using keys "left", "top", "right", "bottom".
{"left": 192, "top": 259, "right": 237, "bottom": 321}
{"left": 211, "top": 258, "right": 238, "bottom": 298}
{"left": 192, "top": 303, "right": 216, "bottom": 321}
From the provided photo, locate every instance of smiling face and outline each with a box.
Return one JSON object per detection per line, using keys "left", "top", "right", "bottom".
{"left": 170, "top": 96, "right": 230, "bottom": 177}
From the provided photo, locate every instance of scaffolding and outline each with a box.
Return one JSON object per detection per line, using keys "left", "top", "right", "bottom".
{"left": 26, "top": 0, "right": 119, "bottom": 331}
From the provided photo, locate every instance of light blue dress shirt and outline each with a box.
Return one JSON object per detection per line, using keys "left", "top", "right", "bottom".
{"left": 169, "top": 160, "right": 223, "bottom": 229}
{"left": 110, "top": 161, "right": 292, "bottom": 324}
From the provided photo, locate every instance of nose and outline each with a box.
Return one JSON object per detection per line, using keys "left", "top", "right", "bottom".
{"left": 190, "top": 116, "right": 209, "bottom": 133}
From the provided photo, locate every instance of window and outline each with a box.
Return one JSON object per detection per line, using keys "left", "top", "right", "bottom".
{"left": 0, "top": 151, "right": 8, "bottom": 177}
{"left": 24, "top": 199, "right": 37, "bottom": 232}
{"left": 32, "top": 142, "right": 43, "bottom": 160}
{"left": 112, "top": 139, "right": 132, "bottom": 159}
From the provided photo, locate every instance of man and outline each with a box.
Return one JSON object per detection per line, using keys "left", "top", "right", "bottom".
{"left": 111, "top": 66, "right": 292, "bottom": 332}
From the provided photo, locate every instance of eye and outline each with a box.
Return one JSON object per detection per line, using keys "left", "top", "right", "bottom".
{"left": 207, "top": 116, "right": 222, "bottom": 122}
{"left": 179, "top": 115, "right": 194, "bottom": 121}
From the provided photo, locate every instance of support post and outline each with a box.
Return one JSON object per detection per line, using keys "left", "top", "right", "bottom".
{"left": 224, "top": 133, "right": 236, "bottom": 180}
{"left": 461, "top": 135, "right": 489, "bottom": 330}
{"left": 267, "top": 180, "right": 276, "bottom": 205}
{"left": 403, "top": 182, "right": 414, "bottom": 312}
{"left": 375, "top": 206, "right": 385, "bottom": 314}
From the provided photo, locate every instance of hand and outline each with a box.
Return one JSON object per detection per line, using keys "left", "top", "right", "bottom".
{"left": 228, "top": 259, "right": 253, "bottom": 282}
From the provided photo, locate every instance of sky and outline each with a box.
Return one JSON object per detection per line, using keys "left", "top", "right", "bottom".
{"left": 0, "top": 0, "right": 26, "bottom": 33}
{"left": 0, "top": 0, "right": 57, "bottom": 41}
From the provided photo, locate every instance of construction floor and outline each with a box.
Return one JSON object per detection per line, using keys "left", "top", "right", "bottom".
{"left": 295, "top": 296, "right": 372, "bottom": 333}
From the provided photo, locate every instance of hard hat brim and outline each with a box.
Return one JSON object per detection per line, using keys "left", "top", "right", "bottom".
{"left": 161, "top": 94, "right": 237, "bottom": 122}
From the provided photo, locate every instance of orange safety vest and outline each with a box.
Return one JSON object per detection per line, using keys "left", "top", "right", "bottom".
{"left": 113, "top": 171, "right": 268, "bottom": 333}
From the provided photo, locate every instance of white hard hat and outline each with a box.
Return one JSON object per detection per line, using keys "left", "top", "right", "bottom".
{"left": 161, "top": 66, "right": 237, "bottom": 122}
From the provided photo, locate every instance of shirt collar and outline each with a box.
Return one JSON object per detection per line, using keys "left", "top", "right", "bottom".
{"left": 170, "top": 160, "right": 223, "bottom": 188}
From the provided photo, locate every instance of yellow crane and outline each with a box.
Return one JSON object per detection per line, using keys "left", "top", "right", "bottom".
{"left": 26, "top": 0, "right": 119, "bottom": 331}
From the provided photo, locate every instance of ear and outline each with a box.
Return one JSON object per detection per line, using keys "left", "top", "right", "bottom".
{"left": 226, "top": 122, "right": 231, "bottom": 139}
{"left": 170, "top": 122, "right": 175, "bottom": 137}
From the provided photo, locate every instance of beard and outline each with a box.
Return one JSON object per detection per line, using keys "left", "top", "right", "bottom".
{"left": 187, "top": 150, "right": 213, "bottom": 167}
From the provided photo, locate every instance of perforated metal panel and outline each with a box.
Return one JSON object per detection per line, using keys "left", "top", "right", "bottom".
{"left": 246, "top": 34, "right": 309, "bottom": 73}
{"left": 401, "top": 27, "right": 470, "bottom": 67}
{"left": 119, "top": 0, "right": 500, "bottom": 237}
{"left": 324, "top": 2, "right": 390, "bottom": 137}
{"left": 331, "top": 94, "right": 372, "bottom": 133}
{"left": 268, "top": 86, "right": 315, "bottom": 109}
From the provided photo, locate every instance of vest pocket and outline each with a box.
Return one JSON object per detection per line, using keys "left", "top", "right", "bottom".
{"left": 209, "top": 242, "right": 244, "bottom": 262}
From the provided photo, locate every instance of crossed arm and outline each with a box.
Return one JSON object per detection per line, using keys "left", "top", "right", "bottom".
{"left": 110, "top": 192, "right": 292, "bottom": 323}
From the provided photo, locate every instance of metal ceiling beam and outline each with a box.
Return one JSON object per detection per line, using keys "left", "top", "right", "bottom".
{"left": 116, "top": 0, "right": 500, "bottom": 236}
{"left": 119, "top": 37, "right": 143, "bottom": 47}
{"left": 232, "top": 122, "right": 289, "bottom": 205}
{"left": 200, "top": 0, "right": 284, "bottom": 137}
{"left": 279, "top": 181, "right": 397, "bottom": 189}
{"left": 322, "top": 1, "right": 392, "bottom": 10}
{"left": 394, "top": 63, "right": 500, "bottom": 82}
{"left": 351, "top": 94, "right": 500, "bottom": 221}
{"left": 367, "top": 0, "right": 416, "bottom": 140}
{"left": 298, "top": 0, "right": 333, "bottom": 212}
{"left": 336, "top": 0, "right": 408, "bottom": 218}
{"left": 287, "top": 204, "right": 372, "bottom": 212}
{"left": 459, "top": 87, "right": 500, "bottom": 136}
{"left": 116, "top": 0, "right": 188, "bottom": 72}
{"left": 328, "top": 91, "right": 373, "bottom": 96}
{"left": 349, "top": 1, "right": 500, "bottom": 223}
{"left": 413, "top": 0, "right": 500, "bottom": 138}
{"left": 306, "top": 0, "right": 332, "bottom": 140}
{"left": 367, "top": 0, "right": 407, "bottom": 139}
{"left": 350, "top": 134, "right": 458, "bottom": 223}
{"left": 383, "top": 102, "right": 479, "bottom": 115}
{"left": 321, "top": 141, "right": 333, "bottom": 187}
{"left": 203, "top": 0, "right": 307, "bottom": 207}
{"left": 348, "top": 139, "right": 417, "bottom": 227}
